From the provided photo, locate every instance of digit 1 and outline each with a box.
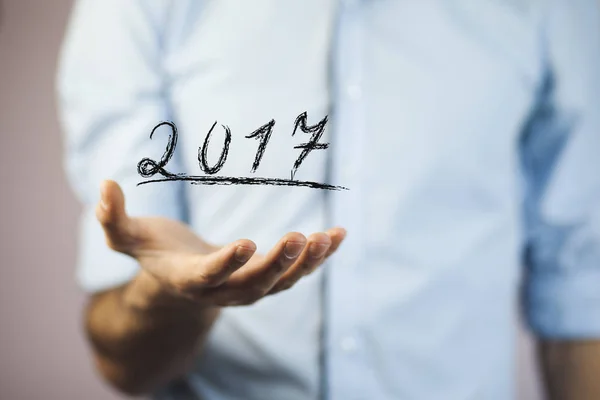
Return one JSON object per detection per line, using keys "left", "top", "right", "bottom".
{"left": 245, "top": 119, "right": 275, "bottom": 173}
{"left": 198, "top": 121, "right": 232, "bottom": 175}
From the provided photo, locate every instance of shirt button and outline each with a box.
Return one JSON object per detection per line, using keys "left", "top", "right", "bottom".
{"left": 340, "top": 336, "right": 358, "bottom": 352}
{"left": 347, "top": 84, "right": 362, "bottom": 101}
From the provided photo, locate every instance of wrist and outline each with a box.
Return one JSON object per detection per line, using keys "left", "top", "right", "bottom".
{"left": 122, "top": 269, "right": 219, "bottom": 319}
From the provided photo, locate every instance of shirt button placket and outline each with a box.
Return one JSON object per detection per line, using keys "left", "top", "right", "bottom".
{"left": 326, "top": 0, "right": 368, "bottom": 399}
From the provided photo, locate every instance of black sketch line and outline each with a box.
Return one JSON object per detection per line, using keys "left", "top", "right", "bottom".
{"left": 198, "top": 121, "right": 231, "bottom": 175}
{"left": 137, "top": 175, "right": 348, "bottom": 191}
{"left": 137, "top": 114, "right": 348, "bottom": 191}
{"left": 245, "top": 119, "right": 276, "bottom": 173}
{"left": 290, "top": 112, "right": 329, "bottom": 180}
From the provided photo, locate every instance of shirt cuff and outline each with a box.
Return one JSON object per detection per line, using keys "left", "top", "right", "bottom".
{"left": 524, "top": 267, "right": 600, "bottom": 339}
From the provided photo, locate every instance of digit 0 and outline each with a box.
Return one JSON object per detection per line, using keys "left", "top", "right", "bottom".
{"left": 198, "top": 121, "right": 232, "bottom": 175}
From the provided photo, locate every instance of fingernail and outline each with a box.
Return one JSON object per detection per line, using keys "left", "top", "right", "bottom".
{"left": 309, "top": 243, "right": 329, "bottom": 259}
{"left": 284, "top": 241, "right": 305, "bottom": 259}
{"left": 234, "top": 246, "right": 254, "bottom": 263}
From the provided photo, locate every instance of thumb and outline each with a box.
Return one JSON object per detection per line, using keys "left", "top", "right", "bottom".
{"left": 95, "top": 180, "right": 138, "bottom": 254}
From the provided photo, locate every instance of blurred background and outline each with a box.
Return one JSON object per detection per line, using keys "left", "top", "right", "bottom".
{"left": 0, "top": 0, "right": 546, "bottom": 399}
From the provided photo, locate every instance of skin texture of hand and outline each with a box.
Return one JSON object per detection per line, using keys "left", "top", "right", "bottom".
{"left": 85, "top": 180, "right": 346, "bottom": 395}
{"left": 540, "top": 339, "right": 600, "bottom": 400}
{"left": 97, "top": 179, "right": 346, "bottom": 306}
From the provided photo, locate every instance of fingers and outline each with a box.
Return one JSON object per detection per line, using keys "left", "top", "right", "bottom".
{"left": 268, "top": 232, "right": 331, "bottom": 293}
{"left": 201, "top": 228, "right": 346, "bottom": 305}
{"left": 95, "top": 180, "right": 140, "bottom": 254}
{"left": 203, "top": 232, "right": 308, "bottom": 305}
{"left": 189, "top": 240, "right": 257, "bottom": 287}
{"left": 269, "top": 227, "right": 346, "bottom": 294}
{"left": 233, "top": 232, "right": 307, "bottom": 288}
{"left": 156, "top": 239, "right": 256, "bottom": 299}
{"left": 323, "top": 227, "right": 347, "bottom": 258}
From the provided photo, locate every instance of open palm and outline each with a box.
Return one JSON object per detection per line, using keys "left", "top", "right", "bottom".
{"left": 96, "top": 180, "right": 346, "bottom": 306}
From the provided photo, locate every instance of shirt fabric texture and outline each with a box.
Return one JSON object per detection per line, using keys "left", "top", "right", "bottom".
{"left": 57, "top": 1, "right": 600, "bottom": 399}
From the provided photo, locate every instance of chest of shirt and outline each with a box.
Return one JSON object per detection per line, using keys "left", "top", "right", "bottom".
{"left": 158, "top": 1, "right": 546, "bottom": 247}
{"left": 162, "top": 0, "right": 543, "bottom": 175}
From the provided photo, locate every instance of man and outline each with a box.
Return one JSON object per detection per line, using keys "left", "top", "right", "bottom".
{"left": 57, "top": 0, "right": 600, "bottom": 399}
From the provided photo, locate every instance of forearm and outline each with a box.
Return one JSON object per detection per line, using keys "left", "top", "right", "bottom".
{"left": 539, "top": 340, "right": 600, "bottom": 400}
{"left": 85, "top": 269, "right": 220, "bottom": 396}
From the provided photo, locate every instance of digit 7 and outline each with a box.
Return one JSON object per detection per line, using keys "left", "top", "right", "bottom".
{"left": 290, "top": 112, "right": 329, "bottom": 180}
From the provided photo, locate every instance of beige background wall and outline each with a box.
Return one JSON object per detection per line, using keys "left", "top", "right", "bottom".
{"left": 0, "top": 0, "right": 120, "bottom": 399}
{"left": 0, "top": 1, "right": 543, "bottom": 399}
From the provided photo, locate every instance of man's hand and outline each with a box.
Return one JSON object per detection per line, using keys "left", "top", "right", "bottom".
{"left": 86, "top": 180, "right": 346, "bottom": 395}
{"left": 97, "top": 179, "right": 346, "bottom": 306}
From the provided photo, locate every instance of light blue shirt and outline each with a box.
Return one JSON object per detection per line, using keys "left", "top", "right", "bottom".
{"left": 57, "top": 1, "right": 600, "bottom": 399}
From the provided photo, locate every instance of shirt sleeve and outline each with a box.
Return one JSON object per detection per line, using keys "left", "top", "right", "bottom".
{"left": 521, "top": 0, "right": 600, "bottom": 339}
{"left": 57, "top": 0, "right": 187, "bottom": 293}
